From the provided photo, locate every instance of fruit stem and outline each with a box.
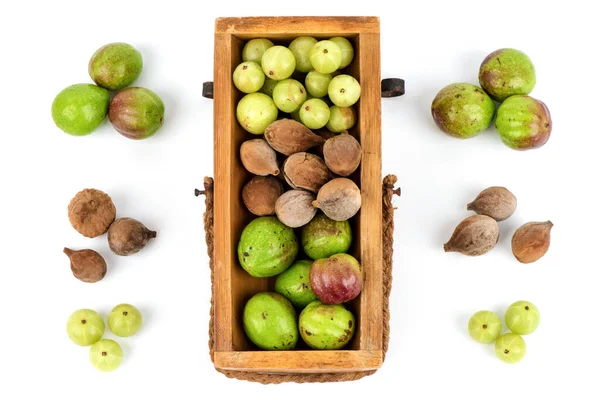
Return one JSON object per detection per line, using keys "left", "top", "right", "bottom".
{"left": 312, "top": 200, "right": 319, "bottom": 208}
{"left": 63, "top": 248, "right": 74, "bottom": 257}
{"left": 147, "top": 230, "right": 157, "bottom": 239}
{"left": 443, "top": 243, "right": 453, "bottom": 252}
{"left": 466, "top": 202, "right": 474, "bottom": 210}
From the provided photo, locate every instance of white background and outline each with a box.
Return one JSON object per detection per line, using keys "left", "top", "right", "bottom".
{"left": 1, "top": 1, "right": 598, "bottom": 399}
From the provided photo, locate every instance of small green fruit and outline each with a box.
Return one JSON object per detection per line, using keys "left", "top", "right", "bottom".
{"left": 299, "top": 301, "right": 355, "bottom": 349}
{"left": 495, "top": 333, "right": 526, "bottom": 364}
{"left": 301, "top": 214, "right": 352, "bottom": 260}
{"left": 66, "top": 309, "right": 105, "bottom": 346}
{"left": 274, "top": 260, "right": 318, "bottom": 309}
{"left": 467, "top": 310, "right": 502, "bottom": 344}
{"left": 243, "top": 292, "right": 298, "bottom": 350}
{"left": 52, "top": 84, "right": 110, "bottom": 136}
{"left": 109, "top": 87, "right": 165, "bottom": 140}
{"left": 89, "top": 339, "right": 123, "bottom": 372}
{"left": 89, "top": 43, "right": 143, "bottom": 91}
{"left": 505, "top": 300, "right": 540, "bottom": 335}
{"left": 238, "top": 216, "right": 298, "bottom": 278}
{"left": 108, "top": 304, "right": 143, "bottom": 337}
{"left": 431, "top": 83, "right": 495, "bottom": 138}
{"left": 495, "top": 95, "right": 552, "bottom": 150}
{"left": 479, "top": 48, "right": 536, "bottom": 102}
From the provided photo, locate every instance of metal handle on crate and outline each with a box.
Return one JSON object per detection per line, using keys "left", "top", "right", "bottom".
{"left": 202, "top": 78, "right": 405, "bottom": 99}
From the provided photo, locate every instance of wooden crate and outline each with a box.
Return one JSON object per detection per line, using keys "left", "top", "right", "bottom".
{"left": 212, "top": 16, "right": 383, "bottom": 374}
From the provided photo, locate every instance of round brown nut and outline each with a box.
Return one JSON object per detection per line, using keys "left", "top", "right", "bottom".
{"left": 242, "top": 176, "right": 284, "bottom": 216}
{"left": 444, "top": 215, "right": 499, "bottom": 256}
{"left": 108, "top": 217, "right": 156, "bottom": 256}
{"left": 68, "top": 188, "right": 117, "bottom": 238}
{"left": 312, "top": 178, "right": 361, "bottom": 221}
{"left": 283, "top": 152, "right": 331, "bottom": 193}
{"left": 323, "top": 132, "right": 362, "bottom": 177}
{"left": 275, "top": 190, "right": 317, "bottom": 228}
{"left": 467, "top": 186, "right": 517, "bottom": 221}
{"left": 511, "top": 221, "right": 553, "bottom": 263}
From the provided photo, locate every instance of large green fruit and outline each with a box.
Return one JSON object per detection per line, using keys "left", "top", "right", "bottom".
{"left": 108, "top": 87, "right": 165, "bottom": 140}
{"left": 51, "top": 84, "right": 110, "bottom": 136}
{"left": 495, "top": 95, "right": 551, "bottom": 150}
{"left": 431, "top": 83, "right": 495, "bottom": 139}
{"left": 479, "top": 48, "right": 536, "bottom": 102}
{"left": 243, "top": 292, "right": 298, "bottom": 350}
{"left": 301, "top": 214, "right": 352, "bottom": 260}
{"left": 299, "top": 301, "right": 355, "bottom": 349}
{"left": 238, "top": 216, "right": 298, "bottom": 278}
{"left": 89, "top": 43, "right": 143, "bottom": 91}
{"left": 274, "top": 260, "right": 318, "bottom": 309}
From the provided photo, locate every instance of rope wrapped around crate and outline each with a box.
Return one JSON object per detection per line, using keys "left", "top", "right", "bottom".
{"left": 198, "top": 174, "right": 400, "bottom": 384}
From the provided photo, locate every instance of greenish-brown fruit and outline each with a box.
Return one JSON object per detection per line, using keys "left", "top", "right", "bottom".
{"left": 274, "top": 260, "right": 318, "bottom": 309}
{"left": 109, "top": 87, "right": 164, "bottom": 140}
{"left": 107, "top": 217, "right": 156, "bottom": 256}
{"left": 243, "top": 292, "right": 298, "bottom": 350}
{"left": 431, "top": 83, "right": 495, "bottom": 138}
{"left": 238, "top": 216, "right": 298, "bottom": 278}
{"left": 495, "top": 95, "right": 552, "bottom": 150}
{"left": 89, "top": 43, "right": 143, "bottom": 91}
{"left": 301, "top": 214, "right": 352, "bottom": 260}
{"left": 479, "top": 48, "right": 536, "bottom": 102}
{"left": 299, "top": 301, "right": 355, "bottom": 349}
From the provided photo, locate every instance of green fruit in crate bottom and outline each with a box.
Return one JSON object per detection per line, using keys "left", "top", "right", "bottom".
{"left": 52, "top": 84, "right": 110, "bottom": 136}
{"left": 495, "top": 95, "right": 552, "bottom": 150}
{"left": 238, "top": 216, "right": 298, "bottom": 278}
{"left": 275, "top": 260, "right": 318, "bottom": 309}
{"left": 243, "top": 292, "right": 298, "bottom": 350}
{"left": 109, "top": 87, "right": 165, "bottom": 140}
{"left": 88, "top": 42, "right": 143, "bottom": 91}
{"left": 431, "top": 83, "right": 495, "bottom": 138}
{"left": 299, "top": 301, "right": 355, "bottom": 350}
{"left": 301, "top": 214, "right": 352, "bottom": 260}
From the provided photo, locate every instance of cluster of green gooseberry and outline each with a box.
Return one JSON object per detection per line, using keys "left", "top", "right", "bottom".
{"left": 66, "top": 304, "right": 142, "bottom": 372}
{"left": 468, "top": 300, "right": 540, "bottom": 364}
{"left": 233, "top": 36, "right": 361, "bottom": 134}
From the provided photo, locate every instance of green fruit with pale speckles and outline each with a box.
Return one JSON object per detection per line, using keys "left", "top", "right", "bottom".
{"left": 431, "top": 83, "right": 495, "bottom": 139}
{"left": 52, "top": 84, "right": 110, "bottom": 136}
{"left": 495, "top": 95, "right": 552, "bottom": 150}
{"left": 89, "top": 43, "right": 143, "bottom": 91}
{"left": 243, "top": 292, "right": 298, "bottom": 350}
{"left": 299, "top": 301, "right": 355, "bottom": 349}
{"left": 238, "top": 216, "right": 298, "bottom": 278}
{"left": 274, "top": 260, "right": 318, "bottom": 309}
{"left": 301, "top": 214, "right": 352, "bottom": 260}
{"left": 479, "top": 48, "right": 536, "bottom": 102}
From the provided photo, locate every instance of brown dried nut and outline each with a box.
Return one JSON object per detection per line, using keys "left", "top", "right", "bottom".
{"left": 264, "top": 119, "right": 325, "bottom": 156}
{"left": 313, "top": 129, "right": 338, "bottom": 158}
{"left": 63, "top": 248, "right": 107, "bottom": 283}
{"left": 511, "top": 221, "right": 553, "bottom": 263}
{"left": 240, "top": 139, "right": 280, "bottom": 176}
{"left": 242, "top": 176, "right": 284, "bottom": 216}
{"left": 68, "top": 189, "right": 116, "bottom": 238}
{"left": 444, "top": 215, "right": 499, "bottom": 256}
{"left": 467, "top": 186, "right": 517, "bottom": 221}
{"left": 323, "top": 132, "right": 362, "bottom": 176}
{"left": 283, "top": 152, "right": 331, "bottom": 193}
{"left": 275, "top": 190, "right": 317, "bottom": 228}
{"left": 108, "top": 217, "right": 156, "bottom": 256}
{"left": 312, "top": 178, "right": 361, "bottom": 221}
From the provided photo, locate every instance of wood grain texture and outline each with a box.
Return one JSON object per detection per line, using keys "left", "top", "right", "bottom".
{"left": 212, "top": 16, "right": 383, "bottom": 372}
{"left": 215, "top": 351, "right": 382, "bottom": 373}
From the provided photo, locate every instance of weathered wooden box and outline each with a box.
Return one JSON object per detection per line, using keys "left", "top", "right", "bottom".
{"left": 211, "top": 16, "right": 384, "bottom": 374}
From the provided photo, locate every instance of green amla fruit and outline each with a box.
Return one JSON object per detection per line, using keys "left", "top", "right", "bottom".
{"left": 89, "top": 43, "right": 143, "bottom": 91}
{"left": 52, "top": 84, "right": 110, "bottom": 136}
{"left": 238, "top": 216, "right": 298, "bottom": 278}
{"left": 299, "top": 301, "right": 355, "bottom": 349}
{"left": 274, "top": 260, "right": 318, "bottom": 309}
{"left": 431, "top": 83, "right": 495, "bottom": 139}
{"left": 243, "top": 292, "right": 298, "bottom": 350}
{"left": 109, "top": 87, "right": 165, "bottom": 140}
{"left": 479, "top": 48, "right": 536, "bottom": 102}
{"left": 301, "top": 214, "right": 352, "bottom": 260}
{"left": 495, "top": 95, "right": 552, "bottom": 150}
